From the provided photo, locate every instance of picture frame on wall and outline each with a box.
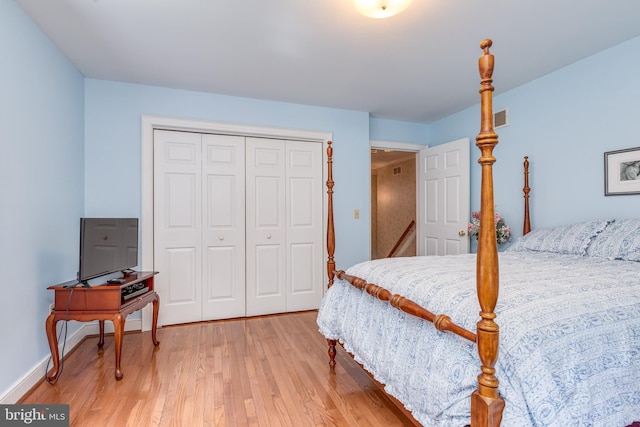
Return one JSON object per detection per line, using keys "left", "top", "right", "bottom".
{"left": 604, "top": 147, "right": 640, "bottom": 196}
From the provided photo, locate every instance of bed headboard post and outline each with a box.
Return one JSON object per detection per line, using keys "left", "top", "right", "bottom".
{"left": 470, "top": 39, "right": 506, "bottom": 427}
{"left": 523, "top": 156, "right": 531, "bottom": 235}
{"left": 326, "top": 141, "right": 336, "bottom": 288}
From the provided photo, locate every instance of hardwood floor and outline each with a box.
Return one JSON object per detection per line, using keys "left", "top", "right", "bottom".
{"left": 21, "top": 311, "right": 415, "bottom": 426}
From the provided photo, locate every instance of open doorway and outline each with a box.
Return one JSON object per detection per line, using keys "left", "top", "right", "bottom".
{"left": 371, "top": 148, "right": 417, "bottom": 260}
{"left": 370, "top": 138, "right": 470, "bottom": 260}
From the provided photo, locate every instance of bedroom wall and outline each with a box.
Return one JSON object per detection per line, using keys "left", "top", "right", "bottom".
{"left": 369, "top": 117, "right": 430, "bottom": 144}
{"left": 0, "top": 1, "right": 85, "bottom": 401}
{"left": 430, "top": 35, "right": 640, "bottom": 248}
{"left": 83, "top": 80, "right": 377, "bottom": 271}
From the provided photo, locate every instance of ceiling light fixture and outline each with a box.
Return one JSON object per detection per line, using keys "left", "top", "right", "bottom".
{"left": 354, "top": 0, "right": 414, "bottom": 19}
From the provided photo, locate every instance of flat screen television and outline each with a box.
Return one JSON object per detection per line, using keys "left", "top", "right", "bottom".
{"left": 78, "top": 218, "right": 139, "bottom": 284}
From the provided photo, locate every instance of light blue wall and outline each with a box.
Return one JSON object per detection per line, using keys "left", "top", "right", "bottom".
{"left": 0, "top": 1, "right": 84, "bottom": 398}
{"left": 370, "top": 117, "right": 429, "bottom": 144}
{"left": 84, "top": 80, "right": 373, "bottom": 269}
{"left": 431, "top": 35, "right": 640, "bottom": 249}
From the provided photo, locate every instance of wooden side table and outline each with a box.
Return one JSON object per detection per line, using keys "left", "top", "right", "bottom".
{"left": 45, "top": 271, "right": 160, "bottom": 381}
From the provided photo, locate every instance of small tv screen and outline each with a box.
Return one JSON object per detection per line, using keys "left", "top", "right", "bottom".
{"left": 78, "top": 218, "right": 139, "bottom": 283}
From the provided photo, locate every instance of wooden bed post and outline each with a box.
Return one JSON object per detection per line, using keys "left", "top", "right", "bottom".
{"left": 326, "top": 140, "right": 337, "bottom": 369}
{"left": 326, "top": 140, "right": 335, "bottom": 290}
{"left": 471, "top": 39, "right": 505, "bottom": 427}
{"left": 523, "top": 156, "right": 531, "bottom": 235}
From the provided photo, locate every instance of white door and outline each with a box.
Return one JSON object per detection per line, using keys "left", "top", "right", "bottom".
{"left": 418, "top": 138, "right": 470, "bottom": 255}
{"left": 155, "top": 131, "right": 247, "bottom": 325}
{"left": 285, "top": 140, "right": 324, "bottom": 312}
{"left": 245, "top": 138, "right": 324, "bottom": 316}
{"left": 201, "top": 134, "right": 246, "bottom": 320}
{"left": 245, "top": 137, "right": 286, "bottom": 316}
{"left": 155, "top": 131, "right": 323, "bottom": 323}
{"left": 154, "top": 130, "right": 203, "bottom": 325}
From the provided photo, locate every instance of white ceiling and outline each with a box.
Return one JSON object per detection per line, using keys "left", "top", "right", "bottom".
{"left": 16, "top": 0, "right": 640, "bottom": 123}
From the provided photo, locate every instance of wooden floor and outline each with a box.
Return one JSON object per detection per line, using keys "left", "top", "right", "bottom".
{"left": 21, "top": 311, "right": 415, "bottom": 426}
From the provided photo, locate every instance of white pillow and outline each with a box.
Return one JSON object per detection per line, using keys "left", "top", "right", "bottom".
{"left": 506, "top": 220, "right": 611, "bottom": 256}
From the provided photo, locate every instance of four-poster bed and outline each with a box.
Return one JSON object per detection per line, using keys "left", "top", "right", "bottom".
{"left": 317, "top": 40, "right": 640, "bottom": 426}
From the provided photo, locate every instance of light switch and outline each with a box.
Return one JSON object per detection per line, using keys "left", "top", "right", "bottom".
{"left": 354, "top": 209, "right": 360, "bottom": 219}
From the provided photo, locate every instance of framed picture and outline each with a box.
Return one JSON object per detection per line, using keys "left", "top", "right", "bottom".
{"left": 604, "top": 147, "right": 640, "bottom": 196}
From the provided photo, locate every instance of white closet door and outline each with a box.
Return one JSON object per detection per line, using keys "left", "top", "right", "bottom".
{"left": 154, "top": 129, "right": 203, "bottom": 325}
{"left": 154, "top": 130, "right": 324, "bottom": 324}
{"left": 202, "top": 134, "right": 246, "bottom": 320}
{"left": 245, "top": 138, "right": 286, "bottom": 316}
{"left": 285, "top": 140, "right": 324, "bottom": 311}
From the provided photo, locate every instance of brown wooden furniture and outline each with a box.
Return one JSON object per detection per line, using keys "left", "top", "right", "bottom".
{"left": 324, "top": 40, "right": 510, "bottom": 426}
{"left": 45, "top": 271, "right": 160, "bottom": 381}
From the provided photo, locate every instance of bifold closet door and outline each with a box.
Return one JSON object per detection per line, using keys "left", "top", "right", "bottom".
{"left": 245, "top": 138, "right": 286, "bottom": 316}
{"left": 285, "top": 140, "right": 323, "bottom": 312}
{"left": 154, "top": 130, "right": 246, "bottom": 325}
{"left": 201, "top": 133, "right": 246, "bottom": 320}
{"left": 155, "top": 130, "right": 323, "bottom": 324}
{"left": 245, "top": 137, "right": 323, "bottom": 316}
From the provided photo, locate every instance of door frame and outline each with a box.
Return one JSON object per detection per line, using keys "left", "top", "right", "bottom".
{"left": 370, "top": 140, "right": 427, "bottom": 257}
{"left": 140, "top": 115, "right": 332, "bottom": 330}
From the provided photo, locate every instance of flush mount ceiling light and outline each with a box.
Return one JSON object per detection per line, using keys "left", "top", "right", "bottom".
{"left": 354, "top": 0, "right": 414, "bottom": 18}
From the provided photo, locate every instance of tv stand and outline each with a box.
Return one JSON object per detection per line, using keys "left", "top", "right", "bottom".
{"left": 45, "top": 271, "right": 159, "bottom": 381}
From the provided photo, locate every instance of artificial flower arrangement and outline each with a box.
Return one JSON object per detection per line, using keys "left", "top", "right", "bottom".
{"left": 468, "top": 211, "right": 511, "bottom": 244}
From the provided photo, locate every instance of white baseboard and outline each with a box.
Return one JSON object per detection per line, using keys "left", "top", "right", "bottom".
{"left": 0, "top": 319, "right": 141, "bottom": 404}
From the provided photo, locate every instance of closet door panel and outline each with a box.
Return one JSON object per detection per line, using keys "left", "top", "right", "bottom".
{"left": 254, "top": 245, "right": 282, "bottom": 294}
{"left": 202, "top": 134, "right": 246, "bottom": 320}
{"left": 246, "top": 138, "right": 286, "bottom": 316}
{"left": 289, "top": 242, "right": 314, "bottom": 293}
{"left": 285, "top": 141, "right": 324, "bottom": 311}
{"left": 165, "top": 247, "right": 198, "bottom": 303}
{"left": 154, "top": 129, "right": 203, "bottom": 325}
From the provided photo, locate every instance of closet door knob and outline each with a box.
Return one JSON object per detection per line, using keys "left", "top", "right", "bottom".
{"left": 267, "top": 234, "right": 272, "bottom": 239}
{"left": 219, "top": 235, "right": 224, "bottom": 241}
{"left": 458, "top": 230, "right": 466, "bottom": 237}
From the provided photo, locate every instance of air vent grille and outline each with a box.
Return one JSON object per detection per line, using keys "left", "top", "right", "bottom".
{"left": 494, "top": 108, "right": 508, "bottom": 128}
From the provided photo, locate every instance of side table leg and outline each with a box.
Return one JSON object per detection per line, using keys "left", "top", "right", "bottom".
{"left": 98, "top": 320, "right": 105, "bottom": 348}
{"left": 151, "top": 293, "right": 160, "bottom": 346}
{"left": 45, "top": 314, "right": 61, "bottom": 382}
{"left": 112, "top": 314, "right": 125, "bottom": 380}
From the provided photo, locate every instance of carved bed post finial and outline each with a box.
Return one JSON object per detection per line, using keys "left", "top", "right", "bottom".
{"left": 471, "top": 39, "right": 505, "bottom": 427}
{"left": 523, "top": 156, "right": 531, "bottom": 235}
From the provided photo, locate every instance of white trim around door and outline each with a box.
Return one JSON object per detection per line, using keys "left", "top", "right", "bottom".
{"left": 370, "top": 140, "right": 427, "bottom": 152}
{"left": 140, "top": 115, "right": 332, "bottom": 330}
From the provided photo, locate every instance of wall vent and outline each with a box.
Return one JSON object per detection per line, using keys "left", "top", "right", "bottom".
{"left": 493, "top": 108, "right": 508, "bottom": 128}
{"left": 393, "top": 166, "right": 402, "bottom": 175}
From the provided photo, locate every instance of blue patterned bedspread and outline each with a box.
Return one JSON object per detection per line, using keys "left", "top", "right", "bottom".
{"left": 316, "top": 252, "right": 640, "bottom": 426}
